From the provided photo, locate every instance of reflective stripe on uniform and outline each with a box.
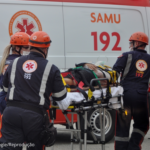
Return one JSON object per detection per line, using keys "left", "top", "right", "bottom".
{"left": 9, "top": 57, "right": 19, "bottom": 100}
{"left": 39, "top": 62, "right": 52, "bottom": 105}
{"left": 122, "top": 54, "right": 132, "bottom": 80}
{"left": 0, "top": 88, "right": 3, "bottom": 92}
{"left": 133, "top": 128, "right": 145, "bottom": 137}
{"left": 3, "top": 86, "right": 8, "bottom": 92}
{"left": 115, "top": 136, "right": 129, "bottom": 142}
{"left": 52, "top": 88, "right": 67, "bottom": 98}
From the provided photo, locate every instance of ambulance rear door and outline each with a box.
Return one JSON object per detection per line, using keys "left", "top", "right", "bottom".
{"left": 63, "top": 1, "right": 149, "bottom": 68}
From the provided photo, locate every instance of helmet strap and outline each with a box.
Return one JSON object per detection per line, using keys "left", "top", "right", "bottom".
{"left": 12, "top": 46, "right": 22, "bottom": 55}
{"left": 18, "top": 46, "right": 22, "bottom": 55}
{"left": 133, "top": 41, "right": 136, "bottom": 51}
{"left": 133, "top": 41, "right": 146, "bottom": 50}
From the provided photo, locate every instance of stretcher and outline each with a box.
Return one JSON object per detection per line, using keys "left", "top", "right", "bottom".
{"left": 50, "top": 78, "right": 124, "bottom": 150}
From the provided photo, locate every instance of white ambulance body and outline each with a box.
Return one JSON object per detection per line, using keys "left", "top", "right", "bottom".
{"left": 0, "top": 0, "right": 150, "bottom": 142}
{"left": 0, "top": 0, "right": 150, "bottom": 69}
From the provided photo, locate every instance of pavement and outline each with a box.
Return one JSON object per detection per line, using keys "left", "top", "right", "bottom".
{"left": 49, "top": 121, "right": 150, "bottom": 150}
{"left": 22, "top": 121, "right": 150, "bottom": 150}
{"left": 46, "top": 121, "right": 150, "bottom": 150}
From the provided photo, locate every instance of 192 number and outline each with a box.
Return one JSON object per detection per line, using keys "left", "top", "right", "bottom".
{"left": 91, "top": 32, "right": 121, "bottom": 51}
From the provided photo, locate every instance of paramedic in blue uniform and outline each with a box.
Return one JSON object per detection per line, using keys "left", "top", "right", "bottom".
{"left": 113, "top": 32, "right": 150, "bottom": 150}
{"left": 0, "top": 32, "right": 30, "bottom": 114}
{"left": 0, "top": 31, "right": 67, "bottom": 150}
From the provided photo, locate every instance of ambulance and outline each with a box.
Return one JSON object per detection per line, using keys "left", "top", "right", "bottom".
{"left": 0, "top": 0, "right": 150, "bottom": 142}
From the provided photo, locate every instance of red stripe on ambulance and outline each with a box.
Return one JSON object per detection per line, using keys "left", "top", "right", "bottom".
{"left": 24, "top": 0, "right": 150, "bottom": 7}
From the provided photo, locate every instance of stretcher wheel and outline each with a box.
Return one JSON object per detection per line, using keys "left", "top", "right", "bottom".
{"left": 79, "top": 109, "right": 116, "bottom": 143}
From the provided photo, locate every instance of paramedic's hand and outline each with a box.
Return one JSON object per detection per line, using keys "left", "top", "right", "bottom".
{"left": 84, "top": 63, "right": 97, "bottom": 71}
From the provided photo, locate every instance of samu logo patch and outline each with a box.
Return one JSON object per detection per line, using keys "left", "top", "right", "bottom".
{"left": 23, "top": 60, "right": 37, "bottom": 73}
{"left": 22, "top": 60, "right": 37, "bottom": 80}
{"left": 136, "top": 60, "right": 147, "bottom": 72}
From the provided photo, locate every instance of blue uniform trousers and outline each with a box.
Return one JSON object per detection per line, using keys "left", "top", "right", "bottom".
{"left": 115, "top": 90, "right": 149, "bottom": 150}
{"left": 0, "top": 106, "right": 44, "bottom": 150}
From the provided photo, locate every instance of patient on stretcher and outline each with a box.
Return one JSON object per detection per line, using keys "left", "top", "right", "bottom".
{"left": 63, "top": 62, "right": 112, "bottom": 87}
{"left": 53, "top": 62, "right": 122, "bottom": 110}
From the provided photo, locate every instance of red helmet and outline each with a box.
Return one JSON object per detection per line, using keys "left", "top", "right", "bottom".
{"left": 129, "top": 32, "right": 148, "bottom": 45}
{"left": 10, "top": 32, "right": 29, "bottom": 45}
{"left": 29, "top": 31, "right": 51, "bottom": 48}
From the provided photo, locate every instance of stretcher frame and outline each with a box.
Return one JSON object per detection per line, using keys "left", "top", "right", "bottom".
{"left": 51, "top": 78, "right": 123, "bottom": 150}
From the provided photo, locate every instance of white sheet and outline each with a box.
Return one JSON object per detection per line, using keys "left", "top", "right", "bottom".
{"left": 53, "top": 86, "right": 123, "bottom": 110}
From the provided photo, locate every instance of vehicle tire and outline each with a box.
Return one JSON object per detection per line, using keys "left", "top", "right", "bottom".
{"left": 79, "top": 109, "right": 116, "bottom": 143}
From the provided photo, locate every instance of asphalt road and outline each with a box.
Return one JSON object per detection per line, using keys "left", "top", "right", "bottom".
{"left": 22, "top": 121, "right": 150, "bottom": 150}
{"left": 46, "top": 121, "right": 150, "bottom": 150}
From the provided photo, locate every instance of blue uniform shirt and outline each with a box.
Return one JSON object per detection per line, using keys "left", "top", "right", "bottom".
{"left": 0, "top": 54, "right": 20, "bottom": 114}
{"left": 3, "top": 51, "right": 67, "bottom": 110}
{"left": 113, "top": 49, "right": 150, "bottom": 93}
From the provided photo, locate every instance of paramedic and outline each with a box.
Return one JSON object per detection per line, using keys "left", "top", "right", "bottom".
{"left": 0, "top": 32, "right": 30, "bottom": 114}
{"left": 113, "top": 32, "right": 150, "bottom": 150}
{"left": 0, "top": 31, "right": 67, "bottom": 150}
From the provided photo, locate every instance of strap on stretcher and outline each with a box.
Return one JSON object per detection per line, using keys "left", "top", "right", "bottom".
{"left": 61, "top": 74, "right": 89, "bottom": 99}
{"left": 51, "top": 105, "right": 74, "bottom": 109}
{"left": 61, "top": 75, "right": 71, "bottom": 92}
